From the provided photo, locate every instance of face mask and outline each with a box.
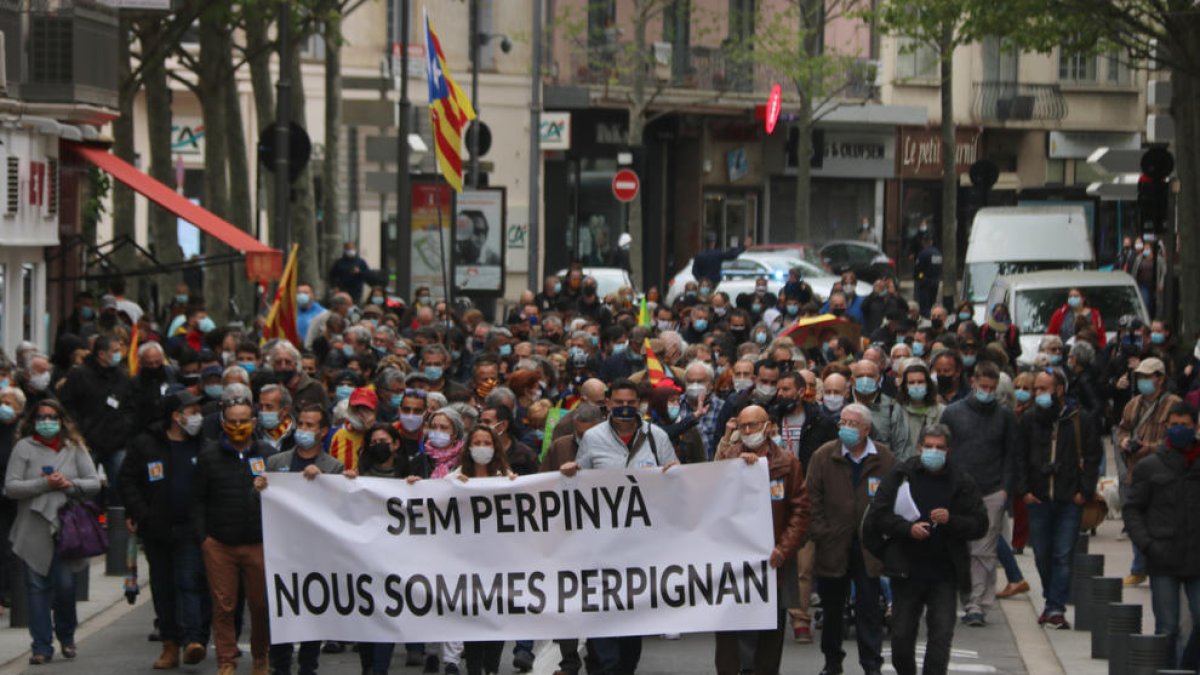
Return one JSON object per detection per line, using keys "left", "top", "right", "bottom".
{"left": 35, "top": 419, "right": 61, "bottom": 438}
{"left": 666, "top": 403, "right": 681, "bottom": 420}
{"left": 907, "top": 385, "right": 927, "bottom": 401}
{"left": 733, "top": 378, "right": 753, "bottom": 393}
{"left": 1048, "top": 354, "right": 1062, "bottom": 366}
{"left": 754, "top": 384, "right": 777, "bottom": 401}
{"left": 742, "top": 430, "right": 766, "bottom": 450}
{"left": 993, "top": 311, "right": 1008, "bottom": 323}
{"left": 1167, "top": 424, "right": 1196, "bottom": 450}
{"left": 609, "top": 405, "right": 640, "bottom": 421}
{"left": 1035, "top": 392, "right": 1055, "bottom": 409}
{"left": 392, "top": 412, "right": 423, "bottom": 432}
{"left": 80, "top": 306, "right": 95, "bottom": 320}
{"left": 686, "top": 290, "right": 697, "bottom": 299}
{"left": 786, "top": 305, "right": 800, "bottom": 316}
{"left": 417, "top": 295, "right": 432, "bottom": 306}
{"left": 700, "top": 287, "right": 712, "bottom": 298}
{"left": 365, "top": 442, "right": 392, "bottom": 465}
{"left": 553, "top": 282, "right": 563, "bottom": 294}
{"left": 1151, "top": 332, "right": 1165, "bottom": 345}
{"left": 1067, "top": 296, "right": 1082, "bottom": 308}
{"left": 693, "top": 319, "right": 709, "bottom": 332}
{"left": 589, "top": 335, "right": 600, "bottom": 347}
{"left": 920, "top": 448, "right": 947, "bottom": 472}
{"left": 962, "top": 355, "right": 977, "bottom": 368}
{"left": 204, "top": 384, "right": 224, "bottom": 399}
{"left": 974, "top": 389, "right": 995, "bottom": 404}
{"left": 236, "top": 362, "right": 256, "bottom": 375}
{"left": 713, "top": 306, "right": 727, "bottom": 318}
{"left": 824, "top": 394, "right": 845, "bottom": 412}
{"left": 0, "top": 404, "right": 14, "bottom": 423}
{"left": 424, "top": 365, "right": 444, "bottom": 381}
{"left": 198, "top": 317, "right": 216, "bottom": 333}
{"left": 499, "top": 344, "right": 513, "bottom": 357}
{"left": 110, "top": 351, "right": 123, "bottom": 368}
{"left": 912, "top": 342, "right": 926, "bottom": 357}
{"left": 297, "top": 292, "right": 311, "bottom": 308}
{"left": 345, "top": 249, "right": 358, "bottom": 258}
{"left": 1136, "top": 378, "right": 1157, "bottom": 396}
{"left": 755, "top": 333, "right": 768, "bottom": 345}
{"left": 612, "top": 342, "right": 628, "bottom": 355}
{"left": 1015, "top": 389, "right": 1032, "bottom": 404}
{"left": 259, "top": 411, "right": 281, "bottom": 430}
{"left": 335, "top": 384, "right": 354, "bottom": 401}
{"left": 831, "top": 308, "right": 846, "bottom": 317}
{"left": 181, "top": 413, "right": 203, "bottom": 437}
{"left": 370, "top": 295, "right": 385, "bottom": 306}
{"left": 838, "top": 425, "right": 861, "bottom": 447}
{"left": 29, "top": 372, "right": 51, "bottom": 392}
{"left": 386, "top": 394, "right": 403, "bottom": 409}
{"left": 294, "top": 429, "right": 317, "bottom": 449}
{"left": 685, "top": 383, "right": 707, "bottom": 402}
{"left": 470, "top": 444, "right": 496, "bottom": 465}
{"left": 342, "top": 344, "right": 356, "bottom": 358}
{"left": 854, "top": 377, "right": 878, "bottom": 396}
{"left": 275, "top": 369, "right": 296, "bottom": 386}
{"left": 1143, "top": 249, "right": 1151, "bottom": 258}
{"left": 657, "top": 320, "right": 675, "bottom": 332}
{"left": 775, "top": 398, "right": 798, "bottom": 416}
{"left": 957, "top": 312, "right": 971, "bottom": 322}
{"left": 223, "top": 421, "right": 253, "bottom": 444}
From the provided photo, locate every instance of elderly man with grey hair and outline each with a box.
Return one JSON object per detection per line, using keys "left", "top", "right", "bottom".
{"left": 268, "top": 340, "right": 328, "bottom": 410}
{"left": 1066, "top": 340, "right": 1105, "bottom": 438}
{"left": 255, "top": 384, "right": 294, "bottom": 453}
{"left": 681, "top": 359, "right": 725, "bottom": 459}
{"left": 806, "top": 402, "right": 895, "bottom": 675}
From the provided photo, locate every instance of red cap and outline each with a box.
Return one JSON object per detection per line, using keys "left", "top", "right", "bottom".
{"left": 349, "top": 387, "right": 377, "bottom": 410}
{"left": 653, "top": 379, "right": 682, "bottom": 393}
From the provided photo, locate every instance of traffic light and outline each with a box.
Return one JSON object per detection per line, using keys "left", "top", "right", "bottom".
{"left": 1137, "top": 147, "right": 1174, "bottom": 234}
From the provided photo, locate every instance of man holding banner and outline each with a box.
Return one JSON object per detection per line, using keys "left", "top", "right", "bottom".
{"left": 714, "top": 405, "right": 809, "bottom": 675}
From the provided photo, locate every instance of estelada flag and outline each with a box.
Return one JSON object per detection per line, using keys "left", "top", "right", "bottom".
{"left": 262, "top": 243, "right": 301, "bottom": 347}
{"left": 424, "top": 11, "right": 476, "bottom": 192}
{"left": 127, "top": 324, "right": 139, "bottom": 376}
{"left": 644, "top": 339, "right": 665, "bottom": 386}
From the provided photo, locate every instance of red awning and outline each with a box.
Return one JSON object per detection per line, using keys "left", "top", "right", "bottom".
{"left": 66, "top": 142, "right": 282, "bottom": 281}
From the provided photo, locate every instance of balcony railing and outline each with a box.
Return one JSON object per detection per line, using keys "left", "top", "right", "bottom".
{"left": 972, "top": 81, "right": 1067, "bottom": 123}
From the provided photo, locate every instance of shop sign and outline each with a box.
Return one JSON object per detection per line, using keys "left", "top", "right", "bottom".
{"left": 812, "top": 131, "right": 895, "bottom": 179}
{"left": 1048, "top": 131, "right": 1140, "bottom": 159}
{"left": 897, "top": 127, "right": 982, "bottom": 179}
{"left": 540, "top": 112, "right": 571, "bottom": 150}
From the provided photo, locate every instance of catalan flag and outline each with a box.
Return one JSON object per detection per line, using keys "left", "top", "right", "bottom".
{"left": 424, "top": 12, "right": 476, "bottom": 192}
{"left": 262, "top": 244, "right": 301, "bottom": 347}
{"left": 127, "top": 324, "right": 139, "bottom": 376}
{"left": 644, "top": 338, "right": 665, "bottom": 386}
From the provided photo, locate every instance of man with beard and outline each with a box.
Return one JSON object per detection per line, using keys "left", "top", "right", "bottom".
{"left": 714, "top": 359, "right": 782, "bottom": 454}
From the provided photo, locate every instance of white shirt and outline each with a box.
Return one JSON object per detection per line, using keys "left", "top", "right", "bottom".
{"left": 840, "top": 438, "right": 878, "bottom": 464}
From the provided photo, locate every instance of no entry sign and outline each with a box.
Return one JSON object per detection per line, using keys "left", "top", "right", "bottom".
{"left": 612, "top": 169, "right": 640, "bottom": 202}
{"left": 765, "top": 84, "right": 782, "bottom": 135}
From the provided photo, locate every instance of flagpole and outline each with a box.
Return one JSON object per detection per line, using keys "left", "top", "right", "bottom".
{"left": 435, "top": 178, "right": 453, "bottom": 308}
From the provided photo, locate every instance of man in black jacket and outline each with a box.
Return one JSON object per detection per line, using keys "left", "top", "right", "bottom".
{"left": 121, "top": 389, "right": 211, "bottom": 669}
{"left": 1124, "top": 402, "right": 1200, "bottom": 669}
{"left": 59, "top": 335, "right": 133, "bottom": 502}
{"left": 129, "top": 341, "right": 177, "bottom": 433}
{"left": 864, "top": 423, "right": 988, "bottom": 675}
{"left": 1015, "top": 369, "right": 1102, "bottom": 629}
{"left": 192, "top": 396, "right": 272, "bottom": 675}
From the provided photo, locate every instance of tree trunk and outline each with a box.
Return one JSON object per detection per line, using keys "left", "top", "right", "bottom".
{"left": 245, "top": 5, "right": 277, "bottom": 247}
{"left": 1170, "top": 51, "right": 1200, "bottom": 338}
{"left": 140, "top": 18, "right": 182, "bottom": 312}
{"left": 322, "top": 12, "right": 344, "bottom": 277}
{"left": 198, "top": 9, "right": 232, "bottom": 323}
{"left": 792, "top": 99, "right": 813, "bottom": 243}
{"left": 113, "top": 16, "right": 138, "bottom": 300}
{"left": 225, "top": 57, "right": 256, "bottom": 322}
{"left": 626, "top": 0, "right": 649, "bottom": 287}
{"left": 938, "top": 23, "right": 958, "bottom": 306}
{"left": 289, "top": 32, "right": 322, "bottom": 297}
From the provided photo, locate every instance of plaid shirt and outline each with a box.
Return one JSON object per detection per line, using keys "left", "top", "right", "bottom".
{"left": 682, "top": 394, "right": 725, "bottom": 459}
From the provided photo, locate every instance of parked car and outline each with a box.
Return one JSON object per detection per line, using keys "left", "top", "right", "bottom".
{"left": 555, "top": 267, "right": 639, "bottom": 300}
{"left": 984, "top": 270, "right": 1147, "bottom": 365}
{"left": 667, "top": 252, "right": 871, "bottom": 307}
{"left": 963, "top": 205, "right": 1094, "bottom": 323}
{"left": 818, "top": 240, "right": 896, "bottom": 282}
{"left": 745, "top": 243, "right": 824, "bottom": 265}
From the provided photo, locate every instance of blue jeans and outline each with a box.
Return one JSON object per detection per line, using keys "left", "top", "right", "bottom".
{"left": 1150, "top": 575, "right": 1200, "bottom": 669}
{"left": 1026, "top": 501, "right": 1082, "bottom": 613}
{"left": 587, "top": 636, "right": 642, "bottom": 675}
{"left": 144, "top": 532, "right": 210, "bottom": 646}
{"left": 358, "top": 642, "right": 396, "bottom": 675}
{"left": 270, "top": 641, "right": 320, "bottom": 675}
{"left": 25, "top": 556, "right": 78, "bottom": 657}
{"left": 997, "top": 536, "right": 1024, "bottom": 584}
{"left": 1132, "top": 541, "right": 1147, "bottom": 576}
{"left": 102, "top": 449, "right": 126, "bottom": 506}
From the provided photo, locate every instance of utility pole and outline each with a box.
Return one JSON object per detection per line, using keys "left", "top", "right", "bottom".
{"left": 526, "top": 0, "right": 542, "bottom": 290}
{"left": 469, "top": 0, "right": 481, "bottom": 188}
{"left": 395, "top": 0, "right": 413, "bottom": 300}
{"left": 274, "top": 0, "right": 292, "bottom": 248}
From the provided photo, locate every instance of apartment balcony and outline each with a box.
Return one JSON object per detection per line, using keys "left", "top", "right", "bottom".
{"left": 972, "top": 81, "right": 1067, "bottom": 124}
{"left": 0, "top": 0, "right": 119, "bottom": 111}
{"left": 565, "top": 42, "right": 759, "bottom": 96}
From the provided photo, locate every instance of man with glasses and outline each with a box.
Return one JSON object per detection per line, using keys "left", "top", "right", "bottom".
{"left": 806, "top": 403, "right": 894, "bottom": 675}
{"left": 269, "top": 341, "right": 328, "bottom": 410}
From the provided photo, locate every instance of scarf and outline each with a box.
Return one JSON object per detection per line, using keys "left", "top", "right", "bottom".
{"left": 427, "top": 440, "right": 464, "bottom": 479}
{"left": 33, "top": 434, "right": 61, "bottom": 451}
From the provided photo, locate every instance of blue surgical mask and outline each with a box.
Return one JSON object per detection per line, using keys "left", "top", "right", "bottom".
{"left": 1151, "top": 332, "right": 1165, "bottom": 345}
{"left": 335, "top": 384, "right": 354, "bottom": 401}
{"left": 1067, "top": 296, "right": 1082, "bottom": 308}
{"left": 80, "top": 306, "right": 95, "bottom": 320}
{"left": 111, "top": 351, "right": 123, "bottom": 367}
{"left": 958, "top": 312, "right": 971, "bottom": 322}
{"left": 204, "top": 384, "right": 224, "bottom": 399}
{"left": 297, "top": 292, "right": 311, "bottom": 307}
{"left": 974, "top": 388, "right": 995, "bottom": 404}
{"left": 838, "top": 425, "right": 861, "bottom": 447}
{"left": 390, "top": 394, "right": 404, "bottom": 408}
{"left": 426, "top": 430, "right": 452, "bottom": 448}
{"left": 1015, "top": 389, "right": 1032, "bottom": 403}
{"left": 424, "top": 366, "right": 444, "bottom": 381}
{"left": 0, "top": 404, "right": 14, "bottom": 423}
{"left": 589, "top": 335, "right": 600, "bottom": 347}
{"left": 343, "top": 344, "right": 355, "bottom": 357}
{"left": 752, "top": 303, "right": 763, "bottom": 313}
{"left": 612, "top": 342, "right": 628, "bottom": 355}
{"left": 451, "top": 350, "right": 462, "bottom": 362}
{"left": 499, "top": 344, "right": 513, "bottom": 357}
{"left": 786, "top": 305, "right": 800, "bottom": 316}
{"left": 294, "top": 430, "right": 317, "bottom": 449}
{"left": 35, "top": 419, "right": 60, "bottom": 438}
{"left": 854, "top": 376, "right": 878, "bottom": 396}
{"left": 1137, "top": 378, "right": 1157, "bottom": 396}
{"left": 755, "top": 332, "right": 768, "bottom": 345}
{"left": 553, "top": 282, "right": 563, "bottom": 294}
{"left": 1035, "top": 392, "right": 1055, "bottom": 409}
{"left": 198, "top": 316, "right": 216, "bottom": 333}
{"left": 693, "top": 319, "right": 709, "bottom": 332}
{"left": 912, "top": 342, "right": 926, "bottom": 357}
{"left": 1048, "top": 354, "right": 1062, "bottom": 366}
{"left": 175, "top": 294, "right": 189, "bottom": 305}
{"left": 920, "top": 448, "right": 946, "bottom": 472}
{"left": 962, "top": 355, "right": 977, "bottom": 367}
{"left": 259, "top": 411, "right": 280, "bottom": 430}
{"left": 240, "top": 362, "right": 256, "bottom": 375}
{"left": 667, "top": 404, "right": 681, "bottom": 420}
{"left": 907, "top": 385, "right": 927, "bottom": 401}
{"left": 372, "top": 296, "right": 386, "bottom": 305}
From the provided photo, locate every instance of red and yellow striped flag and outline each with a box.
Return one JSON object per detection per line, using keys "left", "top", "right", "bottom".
{"left": 424, "top": 12, "right": 476, "bottom": 192}
{"left": 127, "top": 324, "right": 139, "bottom": 376}
{"left": 644, "top": 339, "right": 665, "bottom": 386}
{"left": 262, "top": 244, "right": 301, "bottom": 347}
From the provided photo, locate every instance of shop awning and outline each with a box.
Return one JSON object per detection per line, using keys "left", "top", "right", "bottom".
{"left": 66, "top": 142, "right": 282, "bottom": 281}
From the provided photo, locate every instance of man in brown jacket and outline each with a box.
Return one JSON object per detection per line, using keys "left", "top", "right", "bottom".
{"left": 1117, "top": 356, "right": 1182, "bottom": 586}
{"left": 807, "top": 402, "right": 895, "bottom": 675}
{"left": 714, "top": 405, "right": 809, "bottom": 675}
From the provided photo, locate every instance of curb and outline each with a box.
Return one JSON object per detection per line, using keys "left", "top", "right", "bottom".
{"left": 999, "top": 593, "right": 1068, "bottom": 675}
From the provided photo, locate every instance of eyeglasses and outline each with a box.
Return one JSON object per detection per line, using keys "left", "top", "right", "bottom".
{"left": 403, "top": 388, "right": 428, "bottom": 398}
{"left": 34, "top": 415, "right": 59, "bottom": 422}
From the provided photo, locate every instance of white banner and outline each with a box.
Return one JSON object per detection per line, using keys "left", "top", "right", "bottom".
{"left": 263, "top": 460, "right": 777, "bottom": 643}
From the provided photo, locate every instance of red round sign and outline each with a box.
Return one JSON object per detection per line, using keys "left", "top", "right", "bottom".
{"left": 612, "top": 169, "right": 640, "bottom": 203}
{"left": 765, "top": 84, "right": 782, "bottom": 135}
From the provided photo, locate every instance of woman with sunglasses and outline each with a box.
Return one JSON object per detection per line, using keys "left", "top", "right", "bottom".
{"left": 4, "top": 399, "right": 100, "bottom": 665}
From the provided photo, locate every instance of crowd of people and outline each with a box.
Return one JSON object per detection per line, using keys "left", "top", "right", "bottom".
{"left": 0, "top": 240, "right": 1198, "bottom": 675}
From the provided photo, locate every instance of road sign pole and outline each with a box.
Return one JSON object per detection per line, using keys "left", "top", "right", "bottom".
{"left": 395, "top": 0, "right": 413, "bottom": 301}
{"left": 275, "top": 1, "right": 292, "bottom": 250}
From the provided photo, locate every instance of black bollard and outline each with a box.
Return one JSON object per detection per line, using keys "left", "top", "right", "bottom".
{"left": 1107, "top": 603, "right": 1144, "bottom": 673}
{"left": 1070, "top": 553, "right": 1104, "bottom": 606}
{"left": 1078, "top": 577, "right": 1122, "bottom": 633}
{"left": 75, "top": 566, "right": 88, "bottom": 601}
{"left": 106, "top": 506, "right": 127, "bottom": 576}
{"left": 8, "top": 561, "right": 26, "bottom": 628}
{"left": 1076, "top": 532, "right": 1090, "bottom": 554}
{"left": 1126, "top": 634, "right": 1171, "bottom": 675}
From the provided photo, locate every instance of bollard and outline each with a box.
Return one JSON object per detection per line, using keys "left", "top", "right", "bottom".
{"left": 1070, "top": 553, "right": 1104, "bottom": 606}
{"left": 1127, "top": 634, "right": 1171, "bottom": 674}
{"left": 8, "top": 561, "right": 27, "bottom": 628}
{"left": 1078, "top": 577, "right": 1122, "bottom": 633}
{"left": 75, "top": 566, "right": 88, "bottom": 601}
{"left": 1076, "top": 532, "right": 1090, "bottom": 554}
{"left": 106, "top": 506, "right": 127, "bottom": 576}
{"left": 1107, "top": 603, "right": 1144, "bottom": 673}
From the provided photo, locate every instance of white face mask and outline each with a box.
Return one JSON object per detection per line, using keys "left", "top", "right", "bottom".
{"left": 754, "top": 384, "right": 777, "bottom": 401}
{"left": 824, "top": 394, "right": 845, "bottom": 412}
{"left": 685, "top": 383, "right": 708, "bottom": 402}
{"left": 469, "top": 445, "right": 495, "bottom": 466}
{"left": 733, "top": 377, "right": 753, "bottom": 392}
{"left": 182, "top": 413, "right": 203, "bottom": 437}
{"left": 742, "top": 429, "right": 766, "bottom": 450}
{"left": 29, "top": 372, "right": 50, "bottom": 392}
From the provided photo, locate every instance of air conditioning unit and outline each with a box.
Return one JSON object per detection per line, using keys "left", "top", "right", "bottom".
{"left": 653, "top": 42, "right": 672, "bottom": 82}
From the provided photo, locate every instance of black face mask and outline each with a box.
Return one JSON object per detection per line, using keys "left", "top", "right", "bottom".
{"left": 610, "top": 405, "right": 640, "bottom": 421}
{"left": 931, "top": 319, "right": 945, "bottom": 331}
{"left": 831, "top": 308, "right": 846, "bottom": 317}
{"left": 365, "top": 443, "right": 393, "bottom": 465}
{"left": 275, "top": 369, "right": 296, "bottom": 385}
{"left": 937, "top": 376, "right": 956, "bottom": 394}
{"left": 773, "top": 398, "right": 798, "bottom": 416}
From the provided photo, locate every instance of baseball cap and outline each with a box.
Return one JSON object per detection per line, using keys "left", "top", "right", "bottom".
{"left": 163, "top": 388, "right": 202, "bottom": 416}
{"left": 200, "top": 364, "right": 223, "bottom": 379}
{"left": 349, "top": 387, "right": 378, "bottom": 410}
{"left": 1134, "top": 357, "right": 1166, "bottom": 376}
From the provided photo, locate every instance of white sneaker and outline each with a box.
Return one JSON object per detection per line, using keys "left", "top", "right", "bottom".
{"left": 662, "top": 633, "right": 681, "bottom": 640}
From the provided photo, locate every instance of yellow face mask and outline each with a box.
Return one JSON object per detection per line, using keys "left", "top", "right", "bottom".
{"left": 223, "top": 420, "right": 253, "bottom": 444}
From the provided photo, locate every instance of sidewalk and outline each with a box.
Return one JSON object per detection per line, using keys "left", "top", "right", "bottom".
{"left": 0, "top": 553, "right": 150, "bottom": 674}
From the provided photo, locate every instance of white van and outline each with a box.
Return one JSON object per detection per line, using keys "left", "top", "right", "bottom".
{"left": 963, "top": 206, "right": 1094, "bottom": 322}
{"left": 984, "top": 270, "right": 1147, "bottom": 365}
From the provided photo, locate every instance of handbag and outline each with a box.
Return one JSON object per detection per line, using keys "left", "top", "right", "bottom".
{"left": 57, "top": 500, "right": 108, "bottom": 560}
